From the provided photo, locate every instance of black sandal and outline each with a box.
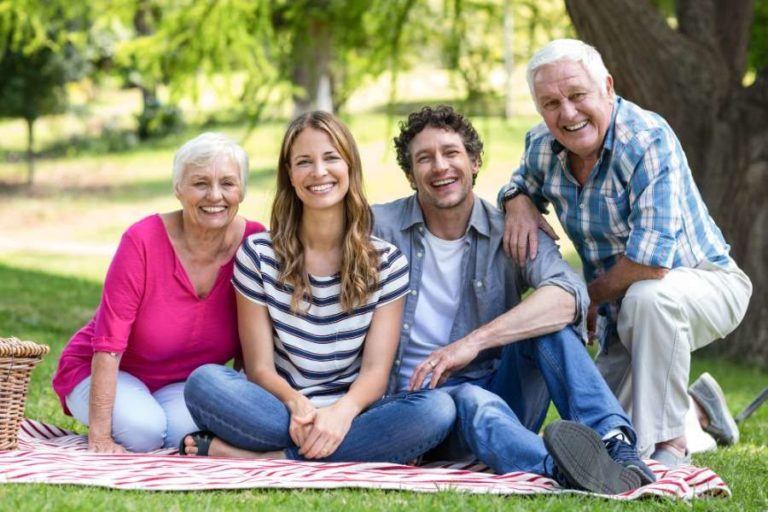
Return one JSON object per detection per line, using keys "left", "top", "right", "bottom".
{"left": 178, "top": 430, "right": 215, "bottom": 456}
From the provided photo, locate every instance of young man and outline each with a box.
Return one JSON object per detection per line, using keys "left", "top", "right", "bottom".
{"left": 372, "top": 105, "right": 654, "bottom": 494}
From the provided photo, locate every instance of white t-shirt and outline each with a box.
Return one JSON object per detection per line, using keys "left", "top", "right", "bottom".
{"left": 397, "top": 229, "right": 466, "bottom": 391}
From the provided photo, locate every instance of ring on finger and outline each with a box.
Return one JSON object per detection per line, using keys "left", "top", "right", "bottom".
{"left": 428, "top": 360, "right": 436, "bottom": 369}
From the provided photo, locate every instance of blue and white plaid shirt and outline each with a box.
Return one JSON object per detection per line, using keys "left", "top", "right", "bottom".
{"left": 500, "top": 96, "right": 731, "bottom": 284}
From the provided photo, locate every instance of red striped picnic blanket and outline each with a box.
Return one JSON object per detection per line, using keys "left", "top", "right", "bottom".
{"left": 0, "top": 419, "right": 730, "bottom": 500}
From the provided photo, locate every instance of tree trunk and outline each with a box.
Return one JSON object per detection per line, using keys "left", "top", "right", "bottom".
{"left": 25, "top": 117, "right": 35, "bottom": 188}
{"left": 291, "top": 18, "right": 334, "bottom": 116}
{"left": 565, "top": 0, "right": 768, "bottom": 366}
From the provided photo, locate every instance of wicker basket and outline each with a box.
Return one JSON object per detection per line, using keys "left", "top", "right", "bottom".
{"left": 0, "top": 337, "right": 49, "bottom": 450}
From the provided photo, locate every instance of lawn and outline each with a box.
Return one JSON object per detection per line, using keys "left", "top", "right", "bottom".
{"left": 0, "top": 107, "right": 766, "bottom": 510}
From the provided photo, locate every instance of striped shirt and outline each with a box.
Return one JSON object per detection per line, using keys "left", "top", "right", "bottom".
{"left": 232, "top": 232, "right": 410, "bottom": 407}
{"left": 501, "top": 96, "right": 730, "bottom": 283}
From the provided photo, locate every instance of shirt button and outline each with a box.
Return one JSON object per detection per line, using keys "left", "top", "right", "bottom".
{"left": 410, "top": 289, "right": 417, "bottom": 296}
{"left": 579, "top": 203, "right": 585, "bottom": 209}
{"left": 403, "top": 323, "right": 410, "bottom": 330}
{"left": 395, "top": 359, "right": 400, "bottom": 365}
{"left": 416, "top": 251, "right": 423, "bottom": 258}
{"left": 475, "top": 280, "right": 483, "bottom": 288}
{"left": 418, "top": 227, "right": 424, "bottom": 233}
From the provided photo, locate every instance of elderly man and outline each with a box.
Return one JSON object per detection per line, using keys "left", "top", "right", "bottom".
{"left": 373, "top": 105, "right": 655, "bottom": 494}
{"left": 499, "top": 39, "right": 752, "bottom": 466}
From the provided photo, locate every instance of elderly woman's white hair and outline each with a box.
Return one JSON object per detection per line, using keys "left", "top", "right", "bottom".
{"left": 172, "top": 132, "right": 249, "bottom": 195}
{"left": 526, "top": 39, "right": 613, "bottom": 106}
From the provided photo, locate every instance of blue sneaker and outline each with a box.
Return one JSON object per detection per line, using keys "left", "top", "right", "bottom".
{"left": 603, "top": 432, "right": 656, "bottom": 485}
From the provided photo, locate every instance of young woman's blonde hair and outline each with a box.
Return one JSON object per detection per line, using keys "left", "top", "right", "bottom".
{"left": 271, "top": 111, "right": 379, "bottom": 313}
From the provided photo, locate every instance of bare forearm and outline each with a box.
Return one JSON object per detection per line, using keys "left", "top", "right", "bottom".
{"left": 336, "top": 368, "right": 389, "bottom": 417}
{"left": 465, "top": 285, "right": 576, "bottom": 352}
{"left": 247, "top": 366, "right": 306, "bottom": 411}
{"left": 88, "top": 352, "right": 121, "bottom": 439}
{"left": 588, "top": 256, "right": 669, "bottom": 305}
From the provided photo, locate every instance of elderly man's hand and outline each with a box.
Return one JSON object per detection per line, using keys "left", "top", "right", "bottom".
{"left": 503, "top": 194, "right": 559, "bottom": 265}
{"left": 586, "top": 303, "right": 598, "bottom": 346}
{"left": 409, "top": 339, "right": 479, "bottom": 391}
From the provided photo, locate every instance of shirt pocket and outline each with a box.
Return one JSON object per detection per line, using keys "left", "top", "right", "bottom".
{"left": 602, "top": 190, "right": 632, "bottom": 238}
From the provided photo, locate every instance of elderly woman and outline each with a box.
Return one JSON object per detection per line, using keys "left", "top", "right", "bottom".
{"left": 52, "top": 133, "right": 265, "bottom": 453}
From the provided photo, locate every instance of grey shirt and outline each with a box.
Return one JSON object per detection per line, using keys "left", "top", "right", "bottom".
{"left": 372, "top": 194, "right": 588, "bottom": 394}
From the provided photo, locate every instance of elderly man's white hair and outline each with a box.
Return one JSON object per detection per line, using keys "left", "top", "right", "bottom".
{"left": 526, "top": 39, "right": 612, "bottom": 106}
{"left": 172, "top": 132, "right": 249, "bottom": 195}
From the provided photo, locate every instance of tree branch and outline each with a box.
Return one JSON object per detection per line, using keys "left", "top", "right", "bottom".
{"left": 564, "top": 0, "right": 725, "bottom": 118}
{"left": 676, "top": 0, "right": 717, "bottom": 50}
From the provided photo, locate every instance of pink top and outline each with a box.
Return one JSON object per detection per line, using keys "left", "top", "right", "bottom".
{"left": 52, "top": 214, "right": 265, "bottom": 414}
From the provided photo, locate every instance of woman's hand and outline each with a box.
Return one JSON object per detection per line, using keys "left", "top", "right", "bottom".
{"left": 298, "top": 401, "right": 356, "bottom": 459}
{"left": 286, "top": 394, "right": 317, "bottom": 448}
{"left": 88, "top": 435, "right": 127, "bottom": 454}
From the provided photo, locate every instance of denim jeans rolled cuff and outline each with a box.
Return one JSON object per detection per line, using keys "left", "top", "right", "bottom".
{"left": 184, "top": 364, "right": 456, "bottom": 464}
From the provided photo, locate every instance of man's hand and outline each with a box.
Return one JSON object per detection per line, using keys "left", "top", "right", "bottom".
{"left": 587, "top": 255, "right": 669, "bottom": 306}
{"left": 503, "top": 194, "right": 558, "bottom": 265}
{"left": 586, "top": 303, "right": 598, "bottom": 346}
{"left": 299, "top": 402, "right": 356, "bottom": 459}
{"left": 88, "top": 435, "right": 127, "bottom": 454}
{"left": 409, "top": 339, "right": 480, "bottom": 391}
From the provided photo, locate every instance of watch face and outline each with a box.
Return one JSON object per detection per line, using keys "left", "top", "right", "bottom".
{"left": 505, "top": 187, "right": 520, "bottom": 200}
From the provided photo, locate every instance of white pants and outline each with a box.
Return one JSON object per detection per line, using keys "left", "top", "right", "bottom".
{"left": 66, "top": 371, "right": 199, "bottom": 452}
{"left": 595, "top": 259, "right": 752, "bottom": 457}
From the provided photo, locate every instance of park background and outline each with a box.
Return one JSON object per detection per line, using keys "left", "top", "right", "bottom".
{"left": 0, "top": 0, "right": 766, "bottom": 510}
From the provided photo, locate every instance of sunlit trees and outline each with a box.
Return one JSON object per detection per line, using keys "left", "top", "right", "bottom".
{"left": 0, "top": 1, "right": 87, "bottom": 185}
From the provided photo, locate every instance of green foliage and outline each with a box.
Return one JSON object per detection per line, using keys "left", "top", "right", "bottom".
{"left": 444, "top": 0, "right": 504, "bottom": 103}
{"left": 268, "top": 0, "right": 419, "bottom": 113}
{"left": 0, "top": 0, "right": 89, "bottom": 183}
{"left": 749, "top": 0, "right": 768, "bottom": 73}
{"left": 136, "top": 99, "right": 184, "bottom": 139}
{"left": 0, "top": 44, "right": 70, "bottom": 123}
{"left": 405, "top": 0, "right": 572, "bottom": 108}
{"left": 0, "top": 1, "right": 88, "bottom": 122}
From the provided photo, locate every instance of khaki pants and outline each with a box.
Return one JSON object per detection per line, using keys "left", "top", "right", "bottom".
{"left": 595, "top": 259, "right": 752, "bottom": 457}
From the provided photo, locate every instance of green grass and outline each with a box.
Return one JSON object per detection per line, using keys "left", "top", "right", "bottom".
{"left": 0, "top": 107, "right": 766, "bottom": 509}
{"left": 1, "top": 255, "right": 767, "bottom": 511}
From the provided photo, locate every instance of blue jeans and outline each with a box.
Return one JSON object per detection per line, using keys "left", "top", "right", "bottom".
{"left": 431, "top": 326, "right": 634, "bottom": 475}
{"left": 184, "top": 364, "right": 456, "bottom": 463}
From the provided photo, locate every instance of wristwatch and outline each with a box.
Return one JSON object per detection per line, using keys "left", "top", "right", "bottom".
{"left": 502, "top": 185, "right": 525, "bottom": 203}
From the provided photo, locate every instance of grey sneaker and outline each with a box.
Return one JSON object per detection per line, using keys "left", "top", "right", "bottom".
{"left": 688, "top": 372, "right": 739, "bottom": 445}
{"left": 544, "top": 420, "right": 642, "bottom": 494}
{"left": 650, "top": 445, "right": 691, "bottom": 468}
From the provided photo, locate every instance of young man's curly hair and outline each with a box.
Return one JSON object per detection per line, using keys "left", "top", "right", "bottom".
{"left": 393, "top": 105, "right": 484, "bottom": 187}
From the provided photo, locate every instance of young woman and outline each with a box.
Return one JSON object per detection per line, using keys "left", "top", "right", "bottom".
{"left": 180, "top": 112, "right": 455, "bottom": 462}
